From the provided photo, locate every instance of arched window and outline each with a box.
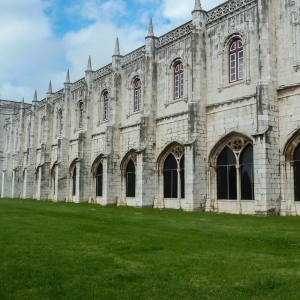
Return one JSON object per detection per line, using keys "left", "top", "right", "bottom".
{"left": 217, "top": 147, "right": 237, "bottom": 200}
{"left": 72, "top": 167, "right": 76, "bottom": 196}
{"left": 217, "top": 143, "right": 254, "bottom": 200}
{"left": 79, "top": 102, "right": 84, "bottom": 128}
{"left": 240, "top": 145, "right": 254, "bottom": 200}
{"left": 229, "top": 39, "right": 243, "bottom": 83}
{"left": 294, "top": 144, "right": 300, "bottom": 201}
{"left": 40, "top": 117, "right": 45, "bottom": 143}
{"left": 134, "top": 79, "right": 142, "bottom": 111}
{"left": 58, "top": 110, "right": 63, "bottom": 134}
{"left": 174, "top": 62, "right": 184, "bottom": 100}
{"left": 163, "top": 150, "right": 185, "bottom": 199}
{"left": 96, "top": 163, "right": 103, "bottom": 197}
{"left": 103, "top": 92, "right": 109, "bottom": 121}
{"left": 126, "top": 160, "right": 136, "bottom": 197}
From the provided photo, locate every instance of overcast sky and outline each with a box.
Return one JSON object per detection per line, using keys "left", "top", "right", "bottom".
{"left": 0, "top": 0, "right": 225, "bottom": 102}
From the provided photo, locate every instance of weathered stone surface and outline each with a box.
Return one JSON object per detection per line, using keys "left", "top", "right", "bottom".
{"left": 1, "top": 0, "right": 300, "bottom": 215}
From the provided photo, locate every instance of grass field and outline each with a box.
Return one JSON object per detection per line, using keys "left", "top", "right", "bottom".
{"left": 1, "top": 199, "right": 300, "bottom": 299}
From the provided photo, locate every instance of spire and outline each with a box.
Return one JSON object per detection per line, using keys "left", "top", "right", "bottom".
{"left": 194, "top": 0, "right": 202, "bottom": 10}
{"left": 86, "top": 55, "right": 92, "bottom": 71}
{"left": 114, "top": 38, "right": 120, "bottom": 55}
{"left": 65, "top": 69, "right": 70, "bottom": 83}
{"left": 147, "top": 18, "right": 154, "bottom": 37}
{"left": 22, "top": 97, "right": 24, "bottom": 104}
{"left": 33, "top": 90, "right": 37, "bottom": 102}
{"left": 47, "top": 80, "right": 52, "bottom": 93}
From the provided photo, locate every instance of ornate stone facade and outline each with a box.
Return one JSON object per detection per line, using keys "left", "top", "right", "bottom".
{"left": 2, "top": 0, "right": 300, "bottom": 215}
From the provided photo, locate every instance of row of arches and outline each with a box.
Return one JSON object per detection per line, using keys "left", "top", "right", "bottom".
{"left": 47, "top": 134, "right": 300, "bottom": 207}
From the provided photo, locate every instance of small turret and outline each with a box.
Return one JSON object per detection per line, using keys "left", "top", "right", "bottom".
{"left": 114, "top": 38, "right": 120, "bottom": 55}
{"left": 65, "top": 69, "right": 70, "bottom": 84}
{"left": 145, "top": 18, "right": 157, "bottom": 59}
{"left": 112, "top": 38, "right": 123, "bottom": 72}
{"left": 146, "top": 18, "right": 154, "bottom": 37}
{"left": 86, "top": 55, "right": 92, "bottom": 71}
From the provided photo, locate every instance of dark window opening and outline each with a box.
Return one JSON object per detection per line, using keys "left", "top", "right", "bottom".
{"left": 126, "top": 160, "right": 136, "bottom": 197}
{"left": 164, "top": 154, "right": 178, "bottom": 199}
{"left": 217, "top": 147, "right": 237, "bottom": 200}
{"left": 72, "top": 167, "right": 76, "bottom": 196}
{"left": 96, "top": 163, "right": 103, "bottom": 197}
{"left": 294, "top": 144, "right": 300, "bottom": 201}
{"left": 240, "top": 144, "right": 254, "bottom": 200}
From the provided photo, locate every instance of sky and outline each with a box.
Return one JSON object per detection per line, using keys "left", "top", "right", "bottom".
{"left": 0, "top": 0, "right": 225, "bottom": 102}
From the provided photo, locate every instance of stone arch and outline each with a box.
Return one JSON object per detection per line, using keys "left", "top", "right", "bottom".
{"left": 157, "top": 141, "right": 185, "bottom": 174}
{"left": 208, "top": 131, "right": 253, "bottom": 167}
{"left": 283, "top": 128, "right": 300, "bottom": 162}
{"left": 120, "top": 149, "right": 137, "bottom": 177}
{"left": 91, "top": 154, "right": 104, "bottom": 176}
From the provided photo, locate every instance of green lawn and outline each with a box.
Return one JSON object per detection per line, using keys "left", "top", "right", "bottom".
{"left": 1, "top": 199, "right": 300, "bottom": 300}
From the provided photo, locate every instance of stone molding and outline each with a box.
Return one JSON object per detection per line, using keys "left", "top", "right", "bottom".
{"left": 94, "top": 64, "right": 113, "bottom": 82}
{"left": 206, "top": 0, "right": 257, "bottom": 26}
{"left": 158, "top": 21, "right": 193, "bottom": 49}
{"left": 122, "top": 46, "right": 145, "bottom": 68}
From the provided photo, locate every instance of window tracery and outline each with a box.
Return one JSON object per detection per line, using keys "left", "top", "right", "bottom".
{"left": 217, "top": 138, "right": 254, "bottom": 201}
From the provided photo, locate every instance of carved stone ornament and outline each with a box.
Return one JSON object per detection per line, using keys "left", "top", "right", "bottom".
{"left": 171, "top": 146, "right": 184, "bottom": 160}
{"left": 227, "top": 137, "right": 249, "bottom": 154}
{"left": 158, "top": 22, "right": 193, "bottom": 49}
{"left": 207, "top": 0, "right": 256, "bottom": 25}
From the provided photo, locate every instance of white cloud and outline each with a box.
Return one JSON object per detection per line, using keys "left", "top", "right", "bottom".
{"left": 0, "top": 0, "right": 225, "bottom": 102}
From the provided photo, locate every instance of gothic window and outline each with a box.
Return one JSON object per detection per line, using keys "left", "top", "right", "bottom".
{"left": 174, "top": 62, "right": 184, "bottom": 100}
{"left": 103, "top": 92, "right": 109, "bottom": 121}
{"left": 27, "top": 122, "right": 31, "bottom": 147}
{"left": 134, "top": 79, "right": 142, "bottom": 112}
{"left": 217, "top": 147, "right": 237, "bottom": 200}
{"left": 41, "top": 117, "right": 45, "bottom": 142}
{"left": 229, "top": 39, "right": 243, "bottom": 83}
{"left": 240, "top": 145, "right": 254, "bottom": 200}
{"left": 72, "top": 167, "right": 76, "bottom": 196}
{"left": 294, "top": 144, "right": 300, "bottom": 201}
{"left": 58, "top": 110, "right": 63, "bottom": 134}
{"left": 79, "top": 102, "right": 84, "bottom": 128}
{"left": 96, "top": 163, "right": 103, "bottom": 197}
{"left": 126, "top": 160, "right": 136, "bottom": 197}
{"left": 217, "top": 141, "right": 254, "bottom": 200}
{"left": 163, "top": 147, "right": 185, "bottom": 199}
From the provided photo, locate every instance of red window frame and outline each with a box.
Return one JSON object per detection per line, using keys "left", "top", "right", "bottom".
{"left": 79, "top": 102, "right": 84, "bottom": 128}
{"left": 174, "top": 62, "right": 184, "bottom": 100}
{"left": 103, "top": 92, "right": 109, "bottom": 121}
{"left": 229, "top": 39, "right": 244, "bottom": 83}
{"left": 134, "top": 79, "right": 142, "bottom": 112}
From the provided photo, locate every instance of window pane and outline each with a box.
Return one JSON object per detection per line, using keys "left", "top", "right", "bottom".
{"left": 164, "top": 154, "right": 177, "bottom": 170}
{"left": 180, "top": 169, "right": 185, "bottom": 199}
{"left": 96, "top": 174, "right": 103, "bottom": 197}
{"left": 126, "top": 173, "right": 136, "bottom": 197}
{"left": 217, "top": 147, "right": 236, "bottom": 165}
{"left": 238, "top": 51, "right": 244, "bottom": 79}
{"left": 217, "top": 166, "right": 228, "bottom": 199}
{"left": 230, "top": 54, "right": 236, "bottom": 82}
{"left": 228, "top": 165, "right": 237, "bottom": 200}
{"left": 294, "top": 161, "right": 300, "bottom": 201}
{"left": 240, "top": 145, "right": 253, "bottom": 165}
{"left": 126, "top": 160, "right": 135, "bottom": 173}
{"left": 73, "top": 167, "right": 76, "bottom": 196}
{"left": 241, "top": 164, "right": 253, "bottom": 200}
{"left": 180, "top": 73, "right": 184, "bottom": 97}
{"left": 294, "top": 144, "right": 300, "bottom": 161}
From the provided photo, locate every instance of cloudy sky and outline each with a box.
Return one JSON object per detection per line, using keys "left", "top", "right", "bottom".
{"left": 0, "top": 0, "right": 225, "bottom": 102}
